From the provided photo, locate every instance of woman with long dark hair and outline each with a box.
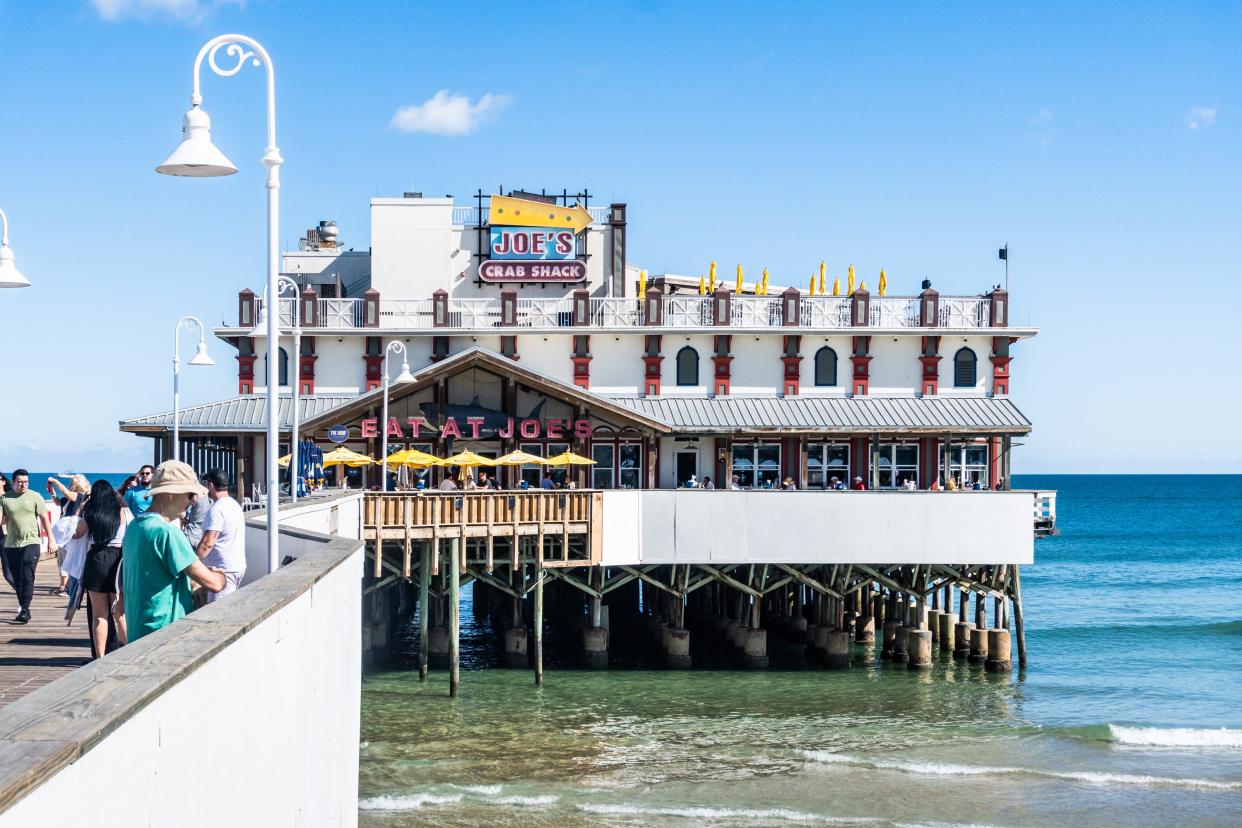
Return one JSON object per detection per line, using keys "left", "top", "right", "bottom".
{"left": 74, "top": 480, "right": 130, "bottom": 656}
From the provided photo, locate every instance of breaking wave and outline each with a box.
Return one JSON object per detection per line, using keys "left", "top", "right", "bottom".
{"left": 577, "top": 803, "right": 878, "bottom": 823}
{"left": 1108, "top": 725, "right": 1242, "bottom": 748}
{"left": 358, "top": 793, "right": 463, "bottom": 811}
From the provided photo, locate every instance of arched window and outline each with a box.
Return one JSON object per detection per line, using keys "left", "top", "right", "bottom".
{"left": 676, "top": 346, "right": 699, "bottom": 386}
{"left": 814, "top": 346, "right": 838, "bottom": 386}
{"left": 953, "top": 347, "right": 976, "bottom": 387}
{"left": 263, "top": 347, "right": 289, "bottom": 387}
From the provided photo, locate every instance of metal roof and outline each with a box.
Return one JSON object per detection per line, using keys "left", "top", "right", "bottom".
{"left": 119, "top": 394, "right": 357, "bottom": 433}
{"left": 603, "top": 395, "right": 1032, "bottom": 434}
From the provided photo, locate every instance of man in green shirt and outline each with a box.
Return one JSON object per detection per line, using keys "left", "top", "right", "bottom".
{"left": 0, "top": 469, "right": 57, "bottom": 624}
{"left": 122, "top": 461, "right": 225, "bottom": 642}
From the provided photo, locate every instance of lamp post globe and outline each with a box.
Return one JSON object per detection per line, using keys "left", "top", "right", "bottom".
{"left": 0, "top": 208, "right": 31, "bottom": 289}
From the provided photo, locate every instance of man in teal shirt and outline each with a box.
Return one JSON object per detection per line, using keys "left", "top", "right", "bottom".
{"left": 123, "top": 461, "right": 225, "bottom": 642}
{"left": 123, "top": 465, "right": 154, "bottom": 515}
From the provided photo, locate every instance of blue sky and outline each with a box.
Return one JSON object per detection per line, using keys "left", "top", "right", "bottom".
{"left": 0, "top": 0, "right": 1238, "bottom": 473}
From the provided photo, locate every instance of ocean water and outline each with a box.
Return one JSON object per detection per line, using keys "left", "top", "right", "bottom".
{"left": 358, "top": 475, "right": 1242, "bottom": 826}
{"left": 7, "top": 472, "right": 132, "bottom": 499}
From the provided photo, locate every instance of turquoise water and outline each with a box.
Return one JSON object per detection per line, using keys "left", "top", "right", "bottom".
{"left": 359, "top": 476, "right": 1242, "bottom": 826}
{"left": 13, "top": 472, "right": 132, "bottom": 498}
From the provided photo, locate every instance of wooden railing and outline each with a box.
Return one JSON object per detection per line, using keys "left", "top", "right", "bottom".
{"left": 363, "top": 490, "right": 602, "bottom": 570}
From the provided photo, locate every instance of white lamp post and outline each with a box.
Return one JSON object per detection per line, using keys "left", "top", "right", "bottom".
{"left": 380, "top": 341, "right": 413, "bottom": 493}
{"left": 172, "top": 315, "right": 215, "bottom": 461}
{"left": 157, "top": 34, "right": 284, "bottom": 574}
{"left": 249, "top": 276, "right": 302, "bottom": 502}
{"left": 0, "top": 207, "right": 31, "bottom": 289}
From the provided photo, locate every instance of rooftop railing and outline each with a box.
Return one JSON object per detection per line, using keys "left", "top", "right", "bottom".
{"left": 451, "top": 206, "right": 611, "bottom": 226}
{"left": 240, "top": 292, "right": 1008, "bottom": 332}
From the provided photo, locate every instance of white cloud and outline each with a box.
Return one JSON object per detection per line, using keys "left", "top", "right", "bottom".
{"left": 1187, "top": 106, "right": 1217, "bottom": 130}
{"left": 1029, "top": 108, "right": 1055, "bottom": 150}
{"left": 90, "top": 0, "right": 244, "bottom": 23}
{"left": 1029, "top": 107, "right": 1054, "bottom": 126}
{"left": 390, "top": 90, "right": 512, "bottom": 136}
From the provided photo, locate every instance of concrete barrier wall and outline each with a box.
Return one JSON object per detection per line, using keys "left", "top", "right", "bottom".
{"left": 244, "top": 492, "right": 363, "bottom": 585}
{"left": 0, "top": 528, "right": 363, "bottom": 827}
{"left": 601, "top": 490, "right": 1034, "bottom": 566}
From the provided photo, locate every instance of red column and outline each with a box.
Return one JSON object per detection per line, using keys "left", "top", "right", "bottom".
{"left": 571, "top": 335, "right": 591, "bottom": 390}
{"left": 237, "top": 352, "right": 256, "bottom": 395}
{"left": 298, "top": 336, "right": 317, "bottom": 395}
{"left": 781, "top": 335, "right": 802, "bottom": 396}
{"left": 851, "top": 436, "right": 870, "bottom": 485}
{"left": 919, "top": 436, "right": 939, "bottom": 489}
{"left": 850, "top": 336, "right": 872, "bottom": 396}
{"left": 643, "top": 335, "right": 663, "bottom": 396}
{"left": 989, "top": 436, "right": 1002, "bottom": 489}
{"left": 991, "top": 336, "right": 1013, "bottom": 395}
{"left": 712, "top": 335, "right": 732, "bottom": 396}
{"left": 363, "top": 335, "right": 383, "bottom": 391}
{"left": 919, "top": 335, "right": 941, "bottom": 396}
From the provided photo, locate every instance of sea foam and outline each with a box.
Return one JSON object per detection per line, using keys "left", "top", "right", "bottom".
{"left": 577, "top": 803, "right": 876, "bottom": 823}
{"left": 357, "top": 792, "right": 463, "bottom": 810}
{"left": 1109, "top": 725, "right": 1242, "bottom": 748}
{"left": 801, "top": 751, "right": 1242, "bottom": 790}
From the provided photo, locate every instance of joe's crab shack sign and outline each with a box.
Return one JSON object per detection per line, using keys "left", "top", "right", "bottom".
{"left": 478, "top": 194, "right": 591, "bottom": 283}
{"left": 359, "top": 415, "right": 593, "bottom": 441}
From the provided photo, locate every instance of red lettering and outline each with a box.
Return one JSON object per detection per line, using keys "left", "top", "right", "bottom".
{"left": 406, "top": 417, "right": 428, "bottom": 438}
{"left": 545, "top": 418, "right": 564, "bottom": 439}
{"left": 573, "top": 419, "right": 592, "bottom": 440}
{"left": 555, "top": 231, "right": 573, "bottom": 255}
{"left": 441, "top": 418, "right": 462, "bottom": 440}
{"left": 494, "top": 232, "right": 510, "bottom": 255}
{"left": 386, "top": 417, "right": 404, "bottom": 439}
{"left": 498, "top": 417, "right": 515, "bottom": 439}
{"left": 513, "top": 233, "right": 529, "bottom": 254}
{"left": 361, "top": 418, "right": 378, "bottom": 438}
{"left": 519, "top": 418, "right": 541, "bottom": 439}
{"left": 531, "top": 233, "right": 546, "bottom": 255}
{"left": 466, "top": 416, "right": 485, "bottom": 439}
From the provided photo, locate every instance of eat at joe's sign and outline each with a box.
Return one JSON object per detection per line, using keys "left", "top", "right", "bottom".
{"left": 361, "top": 416, "right": 592, "bottom": 441}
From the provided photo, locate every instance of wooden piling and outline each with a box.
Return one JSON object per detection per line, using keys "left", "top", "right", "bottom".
{"left": 449, "top": 538, "right": 461, "bottom": 697}
{"left": 1011, "top": 565, "right": 1028, "bottom": 668}
{"left": 418, "top": 541, "right": 430, "bottom": 681}
{"left": 534, "top": 565, "right": 545, "bottom": 686}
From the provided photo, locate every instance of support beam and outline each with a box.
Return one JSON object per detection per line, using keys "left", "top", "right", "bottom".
{"left": 418, "top": 541, "right": 430, "bottom": 681}
{"left": 449, "top": 538, "right": 460, "bottom": 697}
{"left": 773, "top": 564, "right": 844, "bottom": 600}
{"left": 534, "top": 566, "right": 545, "bottom": 686}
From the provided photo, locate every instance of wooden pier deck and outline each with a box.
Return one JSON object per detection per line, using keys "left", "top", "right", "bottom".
{"left": 0, "top": 555, "right": 89, "bottom": 706}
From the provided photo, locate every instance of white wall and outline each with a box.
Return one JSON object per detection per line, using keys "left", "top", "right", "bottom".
{"left": 370, "top": 198, "right": 454, "bottom": 296}
{"left": 730, "top": 335, "right": 783, "bottom": 395}
{"left": 242, "top": 493, "right": 363, "bottom": 586}
{"left": 660, "top": 334, "right": 713, "bottom": 395}
{"left": 0, "top": 534, "right": 362, "bottom": 828}
{"left": 589, "top": 335, "right": 642, "bottom": 395}
{"left": 312, "top": 337, "right": 365, "bottom": 394}
{"left": 869, "top": 336, "right": 922, "bottom": 395}
{"left": 600, "top": 489, "right": 1034, "bottom": 566}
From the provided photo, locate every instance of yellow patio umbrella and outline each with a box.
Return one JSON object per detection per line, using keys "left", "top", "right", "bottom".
{"left": 387, "top": 447, "right": 441, "bottom": 467}
{"left": 321, "top": 446, "right": 375, "bottom": 469}
{"left": 708, "top": 260, "right": 717, "bottom": 292}
{"left": 735, "top": 264, "right": 744, "bottom": 293}
{"left": 832, "top": 275, "right": 841, "bottom": 296}
{"left": 818, "top": 261, "right": 826, "bottom": 295}
{"left": 847, "top": 265, "right": 856, "bottom": 296}
{"left": 698, "top": 276, "right": 707, "bottom": 295}
{"left": 545, "top": 451, "right": 597, "bottom": 466}
{"left": 438, "top": 449, "right": 498, "bottom": 467}
{"left": 878, "top": 268, "right": 887, "bottom": 296}
{"left": 808, "top": 274, "right": 817, "bottom": 295}
{"left": 859, "top": 280, "right": 868, "bottom": 292}
{"left": 494, "top": 449, "right": 549, "bottom": 466}
{"left": 761, "top": 268, "right": 769, "bottom": 295}
{"left": 637, "top": 269, "right": 647, "bottom": 299}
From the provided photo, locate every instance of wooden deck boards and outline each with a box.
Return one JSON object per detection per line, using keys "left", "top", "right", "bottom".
{"left": 0, "top": 555, "right": 89, "bottom": 707}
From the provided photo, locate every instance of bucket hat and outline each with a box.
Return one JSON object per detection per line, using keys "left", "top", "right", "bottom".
{"left": 149, "top": 460, "right": 207, "bottom": 497}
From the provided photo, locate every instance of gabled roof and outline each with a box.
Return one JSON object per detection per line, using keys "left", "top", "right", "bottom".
{"left": 603, "top": 395, "right": 1031, "bottom": 434}
{"left": 298, "top": 347, "right": 672, "bottom": 433}
{"left": 119, "top": 394, "right": 356, "bottom": 434}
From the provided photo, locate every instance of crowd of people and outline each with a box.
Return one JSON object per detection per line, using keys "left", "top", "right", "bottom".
{"left": 0, "top": 461, "right": 247, "bottom": 659}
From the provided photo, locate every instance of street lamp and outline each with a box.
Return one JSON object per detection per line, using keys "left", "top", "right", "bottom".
{"left": 249, "top": 276, "right": 302, "bottom": 502}
{"left": 157, "top": 34, "right": 284, "bottom": 574}
{"left": 172, "top": 315, "right": 215, "bottom": 461}
{"left": 0, "top": 207, "right": 31, "bottom": 289}
{"left": 380, "top": 340, "right": 413, "bottom": 493}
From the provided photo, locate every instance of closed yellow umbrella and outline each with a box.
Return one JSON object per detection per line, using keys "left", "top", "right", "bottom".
{"left": 832, "top": 275, "right": 841, "bottom": 296}
{"left": 761, "top": 268, "right": 769, "bottom": 295}
{"left": 545, "top": 451, "right": 597, "bottom": 466}
{"left": 859, "top": 280, "right": 868, "bottom": 292}
{"left": 735, "top": 264, "right": 744, "bottom": 293}
{"left": 808, "top": 274, "right": 816, "bottom": 295}
{"left": 709, "top": 260, "right": 717, "bottom": 292}
{"left": 818, "top": 261, "right": 826, "bottom": 295}
{"left": 878, "top": 268, "right": 887, "bottom": 296}
{"left": 637, "top": 269, "right": 647, "bottom": 299}
{"left": 438, "top": 449, "right": 498, "bottom": 467}
{"left": 698, "top": 276, "right": 706, "bottom": 295}
{"left": 494, "top": 449, "right": 549, "bottom": 466}
{"left": 847, "top": 265, "right": 856, "bottom": 296}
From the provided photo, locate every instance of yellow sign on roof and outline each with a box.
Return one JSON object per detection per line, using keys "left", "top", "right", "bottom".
{"left": 489, "top": 194, "right": 593, "bottom": 234}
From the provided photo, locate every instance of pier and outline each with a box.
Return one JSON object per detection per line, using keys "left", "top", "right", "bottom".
{"left": 361, "top": 487, "right": 1038, "bottom": 691}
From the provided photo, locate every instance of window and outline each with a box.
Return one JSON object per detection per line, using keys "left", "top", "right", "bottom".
{"left": 954, "top": 347, "right": 976, "bottom": 387}
{"left": 876, "top": 443, "right": 919, "bottom": 489}
{"left": 590, "top": 441, "right": 643, "bottom": 489}
{"left": 814, "top": 347, "right": 838, "bottom": 386}
{"left": 521, "top": 442, "right": 568, "bottom": 488}
{"left": 676, "top": 346, "right": 699, "bottom": 386}
{"left": 807, "top": 442, "right": 850, "bottom": 488}
{"left": 618, "top": 443, "right": 642, "bottom": 489}
{"left": 592, "top": 444, "right": 615, "bottom": 489}
{"left": 731, "top": 443, "right": 781, "bottom": 489}
{"left": 263, "top": 347, "right": 289, "bottom": 387}
{"left": 946, "top": 443, "right": 989, "bottom": 488}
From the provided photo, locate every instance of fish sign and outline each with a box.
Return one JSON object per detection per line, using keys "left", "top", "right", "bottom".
{"left": 489, "top": 194, "right": 593, "bottom": 234}
{"left": 490, "top": 226, "right": 575, "bottom": 260}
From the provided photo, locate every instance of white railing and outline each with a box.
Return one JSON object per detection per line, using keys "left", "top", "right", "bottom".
{"left": 1032, "top": 490, "right": 1056, "bottom": 525}
{"left": 939, "top": 297, "right": 988, "bottom": 327}
{"left": 451, "top": 205, "right": 610, "bottom": 226}
{"left": 516, "top": 297, "right": 574, "bottom": 327}
{"left": 591, "top": 297, "right": 644, "bottom": 327}
{"left": 665, "top": 296, "right": 713, "bottom": 327}
{"left": 870, "top": 297, "right": 920, "bottom": 327}
{"left": 801, "top": 297, "right": 851, "bottom": 327}
{"left": 317, "top": 298, "right": 363, "bottom": 329}
{"left": 245, "top": 294, "right": 1002, "bottom": 331}
{"left": 379, "top": 298, "right": 435, "bottom": 329}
